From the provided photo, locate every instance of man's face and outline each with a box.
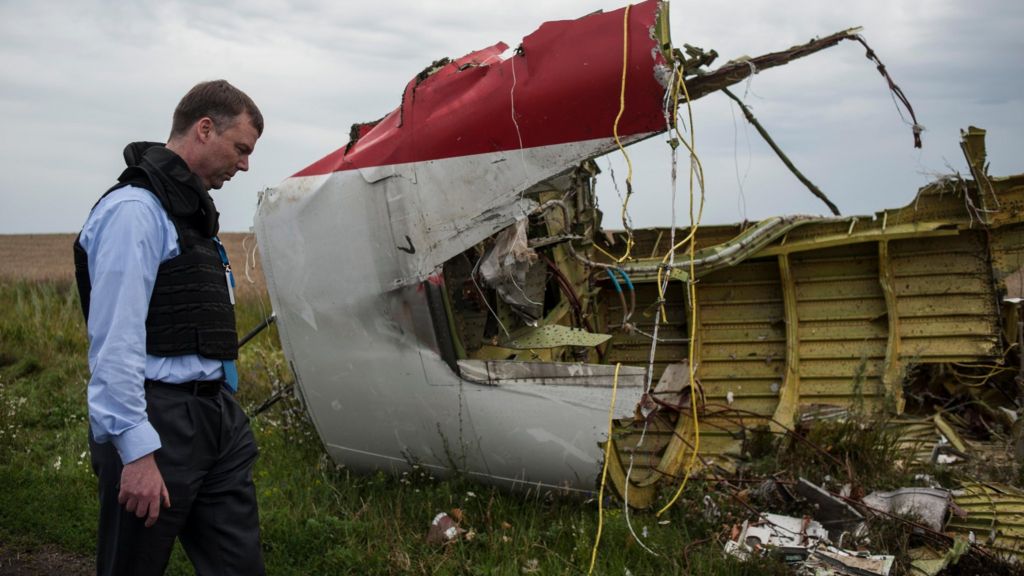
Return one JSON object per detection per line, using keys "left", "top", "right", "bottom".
{"left": 195, "top": 112, "right": 260, "bottom": 190}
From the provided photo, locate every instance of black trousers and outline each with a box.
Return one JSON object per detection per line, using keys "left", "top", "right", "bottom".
{"left": 90, "top": 382, "right": 265, "bottom": 576}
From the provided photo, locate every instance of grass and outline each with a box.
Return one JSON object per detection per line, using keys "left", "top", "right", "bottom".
{"left": 4, "top": 279, "right": 1020, "bottom": 575}
{"left": 0, "top": 280, "right": 796, "bottom": 575}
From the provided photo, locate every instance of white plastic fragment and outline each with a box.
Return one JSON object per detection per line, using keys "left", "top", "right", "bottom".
{"left": 861, "top": 487, "right": 951, "bottom": 533}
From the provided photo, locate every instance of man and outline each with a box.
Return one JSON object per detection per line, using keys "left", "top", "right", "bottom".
{"left": 74, "top": 80, "right": 265, "bottom": 575}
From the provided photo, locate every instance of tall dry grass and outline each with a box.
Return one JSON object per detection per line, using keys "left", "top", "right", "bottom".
{"left": 0, "top": 233, "right": 267, "bottom": 299}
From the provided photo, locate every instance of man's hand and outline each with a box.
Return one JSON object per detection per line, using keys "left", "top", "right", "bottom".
{"left": 118, "top": 452, "right": 170, "bottom": 527}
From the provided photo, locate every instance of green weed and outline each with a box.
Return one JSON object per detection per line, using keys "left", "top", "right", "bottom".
{"left": 777, "top": 413, "right": 913, "bottom": 493}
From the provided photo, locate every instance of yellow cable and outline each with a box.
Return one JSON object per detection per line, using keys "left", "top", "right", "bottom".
{"left": 657, "top": 67, "right": 704, "bottom": 517}
{"left": 593, "top": 242, "right": 620, "bottom": 264}
{"left": 954, "top": 366, "right": 1013, "bottom": 379}
{"left": 951, "top": 365, "right": 1013, "bottom": 387}
{"left": 952, "top": 360, "right": 1013, "bottom": 369}
{"left": 611, "top": 5, "right": 635, "bottom": 264}
{"left": 588, "top": 362, "right": 622, "bottom": 575}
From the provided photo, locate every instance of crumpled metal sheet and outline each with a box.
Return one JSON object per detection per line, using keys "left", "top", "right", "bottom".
{"left": 726, "top": 513, "right": 896, "bottom": 575}
{"left": 861, "top": 487, "right": 951, "bottom": 533}
{"left": 725, "top": 511, "right": 895, "bottom": 575}
{"left": 796, "top": 478, "right": 865, "bottom": 540}
{"left": 804, "top": 546, "right": 895, "bottom": 576}
{"left": 948, "top": 483, "right": 1024, "bottom": 558}
{"left": 725, "top": 513, "right": 830, "bottom": 563}
{"left": 501, "top": 325, "right": 612, "bottom": 349}
{"left": 275, "top": 0, "right": 674, "bottom": 287}
{"left": 253, "top": 0, "right": 676, "bottom": 490}
{"left": 885, "top": 415, "right": 971, "bottom": 468}
{"left": 608, "top": 163, "right": 1023, "bottom": 505}
{"left": 457, "top": 360, "right": 646, "bottom": 418}
{"left": 907, "top": 540, "right": 971, "bottom": 576}
{"left": 457, "top": 360, "right": 645, "bottom": 388}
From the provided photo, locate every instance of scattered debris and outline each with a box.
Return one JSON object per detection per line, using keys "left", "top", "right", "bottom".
{"left": 725, "top": 513, "right": 828, "bottom": 563}
{"left": 907, "top": 539, "right": 970, "bottom": 576}
{"left": 804, "top": 546, "right": 895, "bottom": 576}
{"left": 948, "top": 483, "right": 1024, "bottom": 559}
{"left": 725, "top": 512, "right": 894, "bottom": 575}
{"left": 426, "top": 512, "right": 465, "bottom": 546}
{"left": 722, "top": 475, "right": 1024, "bottom": 574}
{"left": 252, "top": 0, "right": 1024, "bottom": 568}
{"left": 796, "top": 478, "right": 864, "bottom": 541}
{"left": 861, "top": 487, "right": 952, "bottom": 533}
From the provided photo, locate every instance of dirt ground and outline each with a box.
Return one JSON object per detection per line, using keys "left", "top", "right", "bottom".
{"left": 0, "top": 542, "right": 92, "bottom": 576}
{"left": 0, "top": 233, "right": 267, "bottom": 298}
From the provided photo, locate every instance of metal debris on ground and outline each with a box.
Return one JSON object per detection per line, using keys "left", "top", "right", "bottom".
{"left": 723, "top": 476, "right": 1024, "bottom": 573}
{"left": 906, "top": 539, "right": 971, "bottom": 576}
{"left": 861, "top": 487, "right": 952, "bottom": 533}
{"left": 724, "top": 512, "right": 894, "bottom": 575}
{"left": 948, "top": 483, "right": 1024, "bottom": 559}
{"left": 725, "top": 513, "right": 829, "bottom": 564}
{"left": 796, "top": 478, "right": 865, "bottom": 540}
{"left": 803, "top": 546, "right": 895, "bottom": 576}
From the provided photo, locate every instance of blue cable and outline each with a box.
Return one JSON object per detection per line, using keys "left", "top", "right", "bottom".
{"left": 606, "top": 268, "right": 623, "bottom": 293}
{"left": 614, "top": 268, "right": 634, "bottom": 292}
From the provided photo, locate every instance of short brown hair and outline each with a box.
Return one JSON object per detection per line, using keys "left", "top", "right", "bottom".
{"left": 170, "top": 79, "right": 264, "bottom": 138}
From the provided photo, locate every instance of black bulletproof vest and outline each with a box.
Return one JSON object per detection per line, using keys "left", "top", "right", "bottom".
{"left": 74, "top": 143, "right": 239, "bottom": 361}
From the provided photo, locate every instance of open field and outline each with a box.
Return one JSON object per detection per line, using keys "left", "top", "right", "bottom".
{"left": 2, "top": 235, "right": 1020, "bottom": 574}
{"left": 0, "top": 232, "right": 267, "bottom": 299}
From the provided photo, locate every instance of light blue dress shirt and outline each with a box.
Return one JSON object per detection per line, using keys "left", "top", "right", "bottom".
{"left": 79, "top": 185, "right": 224, "bottom": 464}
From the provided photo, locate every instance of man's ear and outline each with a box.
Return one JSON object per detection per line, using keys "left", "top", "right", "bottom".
{"left": 196, "top": 117, "right": 215, "bottom": 143}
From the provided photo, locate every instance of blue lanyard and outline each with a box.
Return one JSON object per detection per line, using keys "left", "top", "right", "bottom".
{"left": 213, "top": 236, "right": 235, "bottom": 288}
{"left": 214, "top": 236, "right": 236, "bottom": 306}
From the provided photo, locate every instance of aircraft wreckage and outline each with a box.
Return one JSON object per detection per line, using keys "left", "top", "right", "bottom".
{"left": 254, "top": 0, "right": 1024, "bottom": 533}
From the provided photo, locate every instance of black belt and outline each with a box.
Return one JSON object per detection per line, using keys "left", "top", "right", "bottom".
{"left": 145, "top": 379, "right": 223, "bottom": 397}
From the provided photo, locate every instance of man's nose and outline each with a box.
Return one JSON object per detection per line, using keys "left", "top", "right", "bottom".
{"left": 238, "top": 155, "right": 249, "bottom": 172}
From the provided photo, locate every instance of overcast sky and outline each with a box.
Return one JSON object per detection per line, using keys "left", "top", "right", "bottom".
{"left": 1, "top": 0, "right": 1021, "bottom": 234}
